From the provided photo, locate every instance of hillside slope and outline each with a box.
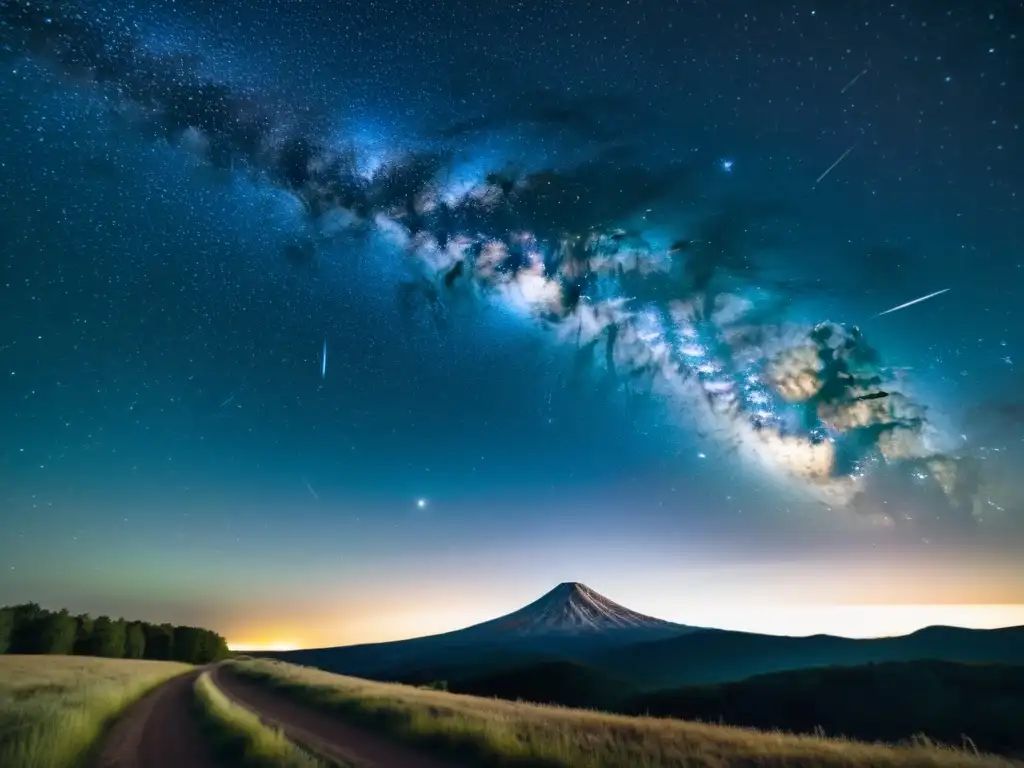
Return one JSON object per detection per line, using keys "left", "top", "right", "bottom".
{"left": 623, "top": 660, "right": 1024, "bottom": 758}
{"left": 262, "top": 582, "right": 695, "bottom": 679}
{"left": 589, "top": 624, "right": 1024, "bottom": 689}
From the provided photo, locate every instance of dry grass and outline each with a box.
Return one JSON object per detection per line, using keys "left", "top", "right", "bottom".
{"left": 193, "top": 669, "right": 334, "bottom": 767}
{"left": 227, "top": 658, "right": 1022, "bottom": 768}
{"left": 0, "top": 654, "right": 192, "bottom": 768}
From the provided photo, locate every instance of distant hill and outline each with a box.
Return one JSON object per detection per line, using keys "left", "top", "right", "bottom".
{"left": 447, "top": 659, "right": 635, "bottom": 710}
{"left": 413, "top": 658, "right": 1024, "bottom": 758}
{"left": 588, "top": 624, "right": 1024, "bottom": 689}
{"left": 623, "top": 660, "right": 1024, "bottom": 758}
{"left": 257, "top": 583, "right": 1024, "bottom": 695}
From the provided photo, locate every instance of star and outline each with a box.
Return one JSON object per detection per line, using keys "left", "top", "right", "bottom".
{"left": 416, "top": 498, "right": 427, "bottom": 509}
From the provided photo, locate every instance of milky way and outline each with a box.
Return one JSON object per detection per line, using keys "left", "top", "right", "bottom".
{"left": 0, "top": 0, "right": 993, "bottom": 525}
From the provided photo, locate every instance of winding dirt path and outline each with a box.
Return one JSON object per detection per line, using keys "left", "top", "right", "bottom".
{"left": 94, "top": 669, "right": 219, "bottom": 768}
{"left": 212, "top": 666, "right": 459, "bottom": 768}
{"left": 93, "top": 664, "right": 457, "bottom": 768}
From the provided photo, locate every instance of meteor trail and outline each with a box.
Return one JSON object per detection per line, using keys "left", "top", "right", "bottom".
{"left": 840, "top": 67, "right": 869, "bottom": 94}
{"left": 874, "top": 288, "right": 951, "bottom": 318}
{"left": 321, "top": 339, "right": 327, "bottom": 379}
{"left": 303, "top": 477, "right": 319, "bottom": 500}
{"left": 814, "top": 144, "right": 856, "bottom": 186}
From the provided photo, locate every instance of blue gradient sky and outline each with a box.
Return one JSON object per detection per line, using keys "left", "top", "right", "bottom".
{"left": 1, "top": 0, "right": 1022, "bottom": 649}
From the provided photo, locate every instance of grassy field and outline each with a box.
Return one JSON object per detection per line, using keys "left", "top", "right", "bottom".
{"left": 226, "top": 659, "right": 1021, "bottom": 768}
{"left": 0, "top": 654, "right": 192, "bottom": 768}
{"left": 193, "top": 669, "right": 334, "bottom": 767}
{"left": 622, "top": 660, "right": 1024, "bottom": 758}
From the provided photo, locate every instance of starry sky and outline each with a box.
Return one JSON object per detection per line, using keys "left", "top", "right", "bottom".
{"left": 1, "top": 0, "right": 1022, "bottom": 650}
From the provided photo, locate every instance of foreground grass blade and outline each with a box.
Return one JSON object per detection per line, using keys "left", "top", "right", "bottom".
{"left": 193, "top": 668, "right": 340, "bottom": 767}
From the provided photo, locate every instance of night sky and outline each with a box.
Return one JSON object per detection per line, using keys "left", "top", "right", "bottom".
{"left": 1, "top": 0, "right": 1022, "bottom": 650}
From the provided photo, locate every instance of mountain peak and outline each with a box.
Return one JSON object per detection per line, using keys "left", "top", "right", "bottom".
{"left": 546, "top": 582, "right": 613, "bottom": 608}
{"left": 553, "top": 581, "right": 588, "bottom": 593}
{"left": 462, "top": 582, "right": 687, "bottom": 637}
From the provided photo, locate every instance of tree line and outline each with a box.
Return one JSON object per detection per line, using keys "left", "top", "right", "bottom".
{"left": 0, "top": 603, "right": 229, "bottom": 664}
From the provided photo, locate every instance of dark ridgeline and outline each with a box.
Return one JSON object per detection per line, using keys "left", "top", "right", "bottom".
{"left": 253, "top": 583, "right": 1024, "bottom": 758}
{"left": 620, "top": 660, "right": 1024, "bottom": 759}
{"left": 258, "top": 584, "right": 1024, "bottom": 689}
{"left": 444, "top": 657, "right": 1024, "bottom": 758}
{"left": 0, "top": 603, "right": 229, "bottom": 664}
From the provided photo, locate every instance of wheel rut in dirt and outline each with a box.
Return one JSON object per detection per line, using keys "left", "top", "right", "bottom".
{"left": 214, "top": 667, "right": 461, "bottom": 768}
{"left": 94, "top": 669, "right": 219, "bottom": 768}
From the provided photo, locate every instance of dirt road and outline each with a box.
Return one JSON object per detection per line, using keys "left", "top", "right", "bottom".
{"left": 94, "top": 665, "right": 458, "bottom": 768}
{"left": 94, "top": 669, "right": 219, "bottom": 768}
{"left": 212, "top": 666, "right": 459, "bottom": 768}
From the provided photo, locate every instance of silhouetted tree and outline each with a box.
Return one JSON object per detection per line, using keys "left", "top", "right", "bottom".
{"left": 90, "top": 616, "right": 127, "bottom": 658}
{"left": 0, "top": 604, "right": 227, "bottom": 663}
{"left": 8, "top": 603, "right": 45, "bottom": 653}
{"left": 0, "top": 608, "right": 13, "bottom": 653}
{"left": 31, "top": 610, "right": 78, "bottom": 655}
{"left": 172, "top": 626, "right": 204, "bottom": 663}
{"left": 73, "top": 614, "right": 95, "bottom": 655}
{"left": 171, "top": 625, "right": 229, "bottom": 664}
{"left": 202, "top": 629, "right": 230, "bottom": 663}
{"left": 125, "top": 622, "right": 146, "bottom": 659}
{"left": 142, "top": 623, "right": 175, "bottom": 660}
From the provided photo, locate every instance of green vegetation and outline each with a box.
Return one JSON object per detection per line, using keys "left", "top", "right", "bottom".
{"left": 583, "top": 625, "right": 1024, "bottom": 690}
{"left": 0, "top": 654, "right": 191, "bottom": 768}
{"left": 226, "top": 658, "right": 1017, "bottom": 768}
{"left": 0, "top": 603, "right": 229, "bottom": 664}
{"left": 446, "top": 658, "right": 633, "bottom": 709}
{"left": 192, "top": 670, "right": 334, "bottom": 768}
{"left": 623, "top": 660, "right": 1024, "bottom": 759}
{"left": 440, "top": 657, "right": 1024, "bottom": 758}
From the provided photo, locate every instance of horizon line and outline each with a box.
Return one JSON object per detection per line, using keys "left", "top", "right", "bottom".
{"left": 228, "top": 603, "right": 1024, "bottom": 652}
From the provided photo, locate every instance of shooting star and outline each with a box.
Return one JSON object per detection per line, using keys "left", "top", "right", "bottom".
{"left": 303, "top": 477, "right": 319, "bottom": 500}
{"left": 874, "top": 288, "right": 951, "bottom": 318}
{"left": 814, "top": 144, "right": 856, "bottom": 186}
{"left": 840, "top": 66, "right": 869, "bottom": 94}
{"left": 320, "top": 338, "right": 327, "bottom": 379}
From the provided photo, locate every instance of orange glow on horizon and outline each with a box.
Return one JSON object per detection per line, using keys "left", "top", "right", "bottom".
{"left": 228, "top": 641, "right": 301, "bottom": 652}
{"left": 217, "top": 546, "right": 1024, "bottom": 650}
{"left": 223, "top": 603, "right": 1024, "bottom": 651}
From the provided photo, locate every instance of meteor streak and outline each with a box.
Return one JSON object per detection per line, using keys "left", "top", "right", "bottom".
{"left": 814, "top": 144, "right": 856, "bottom": 186}
{"left": 840, "top": 67, "right": 869, "bottom": 94}
{"left": 321, "top": 339, "right": 327, "bottom": 379}
{"left": 874, "top": 288, "right": 951, "bottom": 318}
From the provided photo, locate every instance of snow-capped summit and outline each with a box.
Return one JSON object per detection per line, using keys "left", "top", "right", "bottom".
{"left": 458, "top": 582, "right": 691, "bottom": 638}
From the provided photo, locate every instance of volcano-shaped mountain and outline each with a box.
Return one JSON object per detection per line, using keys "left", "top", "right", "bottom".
{"left": 256, "top": 584, "right": 1024, "bottom": 694}
{"left": 455, "top": 581, "right": 688, "bottom": 638}
{"left": 261, "top": 582, "right": 697, "bottom": 681}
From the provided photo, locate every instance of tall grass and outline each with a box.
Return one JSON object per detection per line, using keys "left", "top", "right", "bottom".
{"left": 227, "top": 659, "right": 1021, "bottom": 768}
{"left": 0, "top": 655, "right": 192, "bottom": 768}
{"left": 193, "top": 669, "right": 334, "bottom": 767}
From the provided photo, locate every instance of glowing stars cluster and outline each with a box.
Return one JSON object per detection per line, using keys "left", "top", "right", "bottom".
{"left": 740, "top": 370, "right": 778, "bottom": 428}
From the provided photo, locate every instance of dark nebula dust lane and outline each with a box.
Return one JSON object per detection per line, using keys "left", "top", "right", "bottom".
{"left": 1, "top": 0, "right": 1022, "bottom": 547}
